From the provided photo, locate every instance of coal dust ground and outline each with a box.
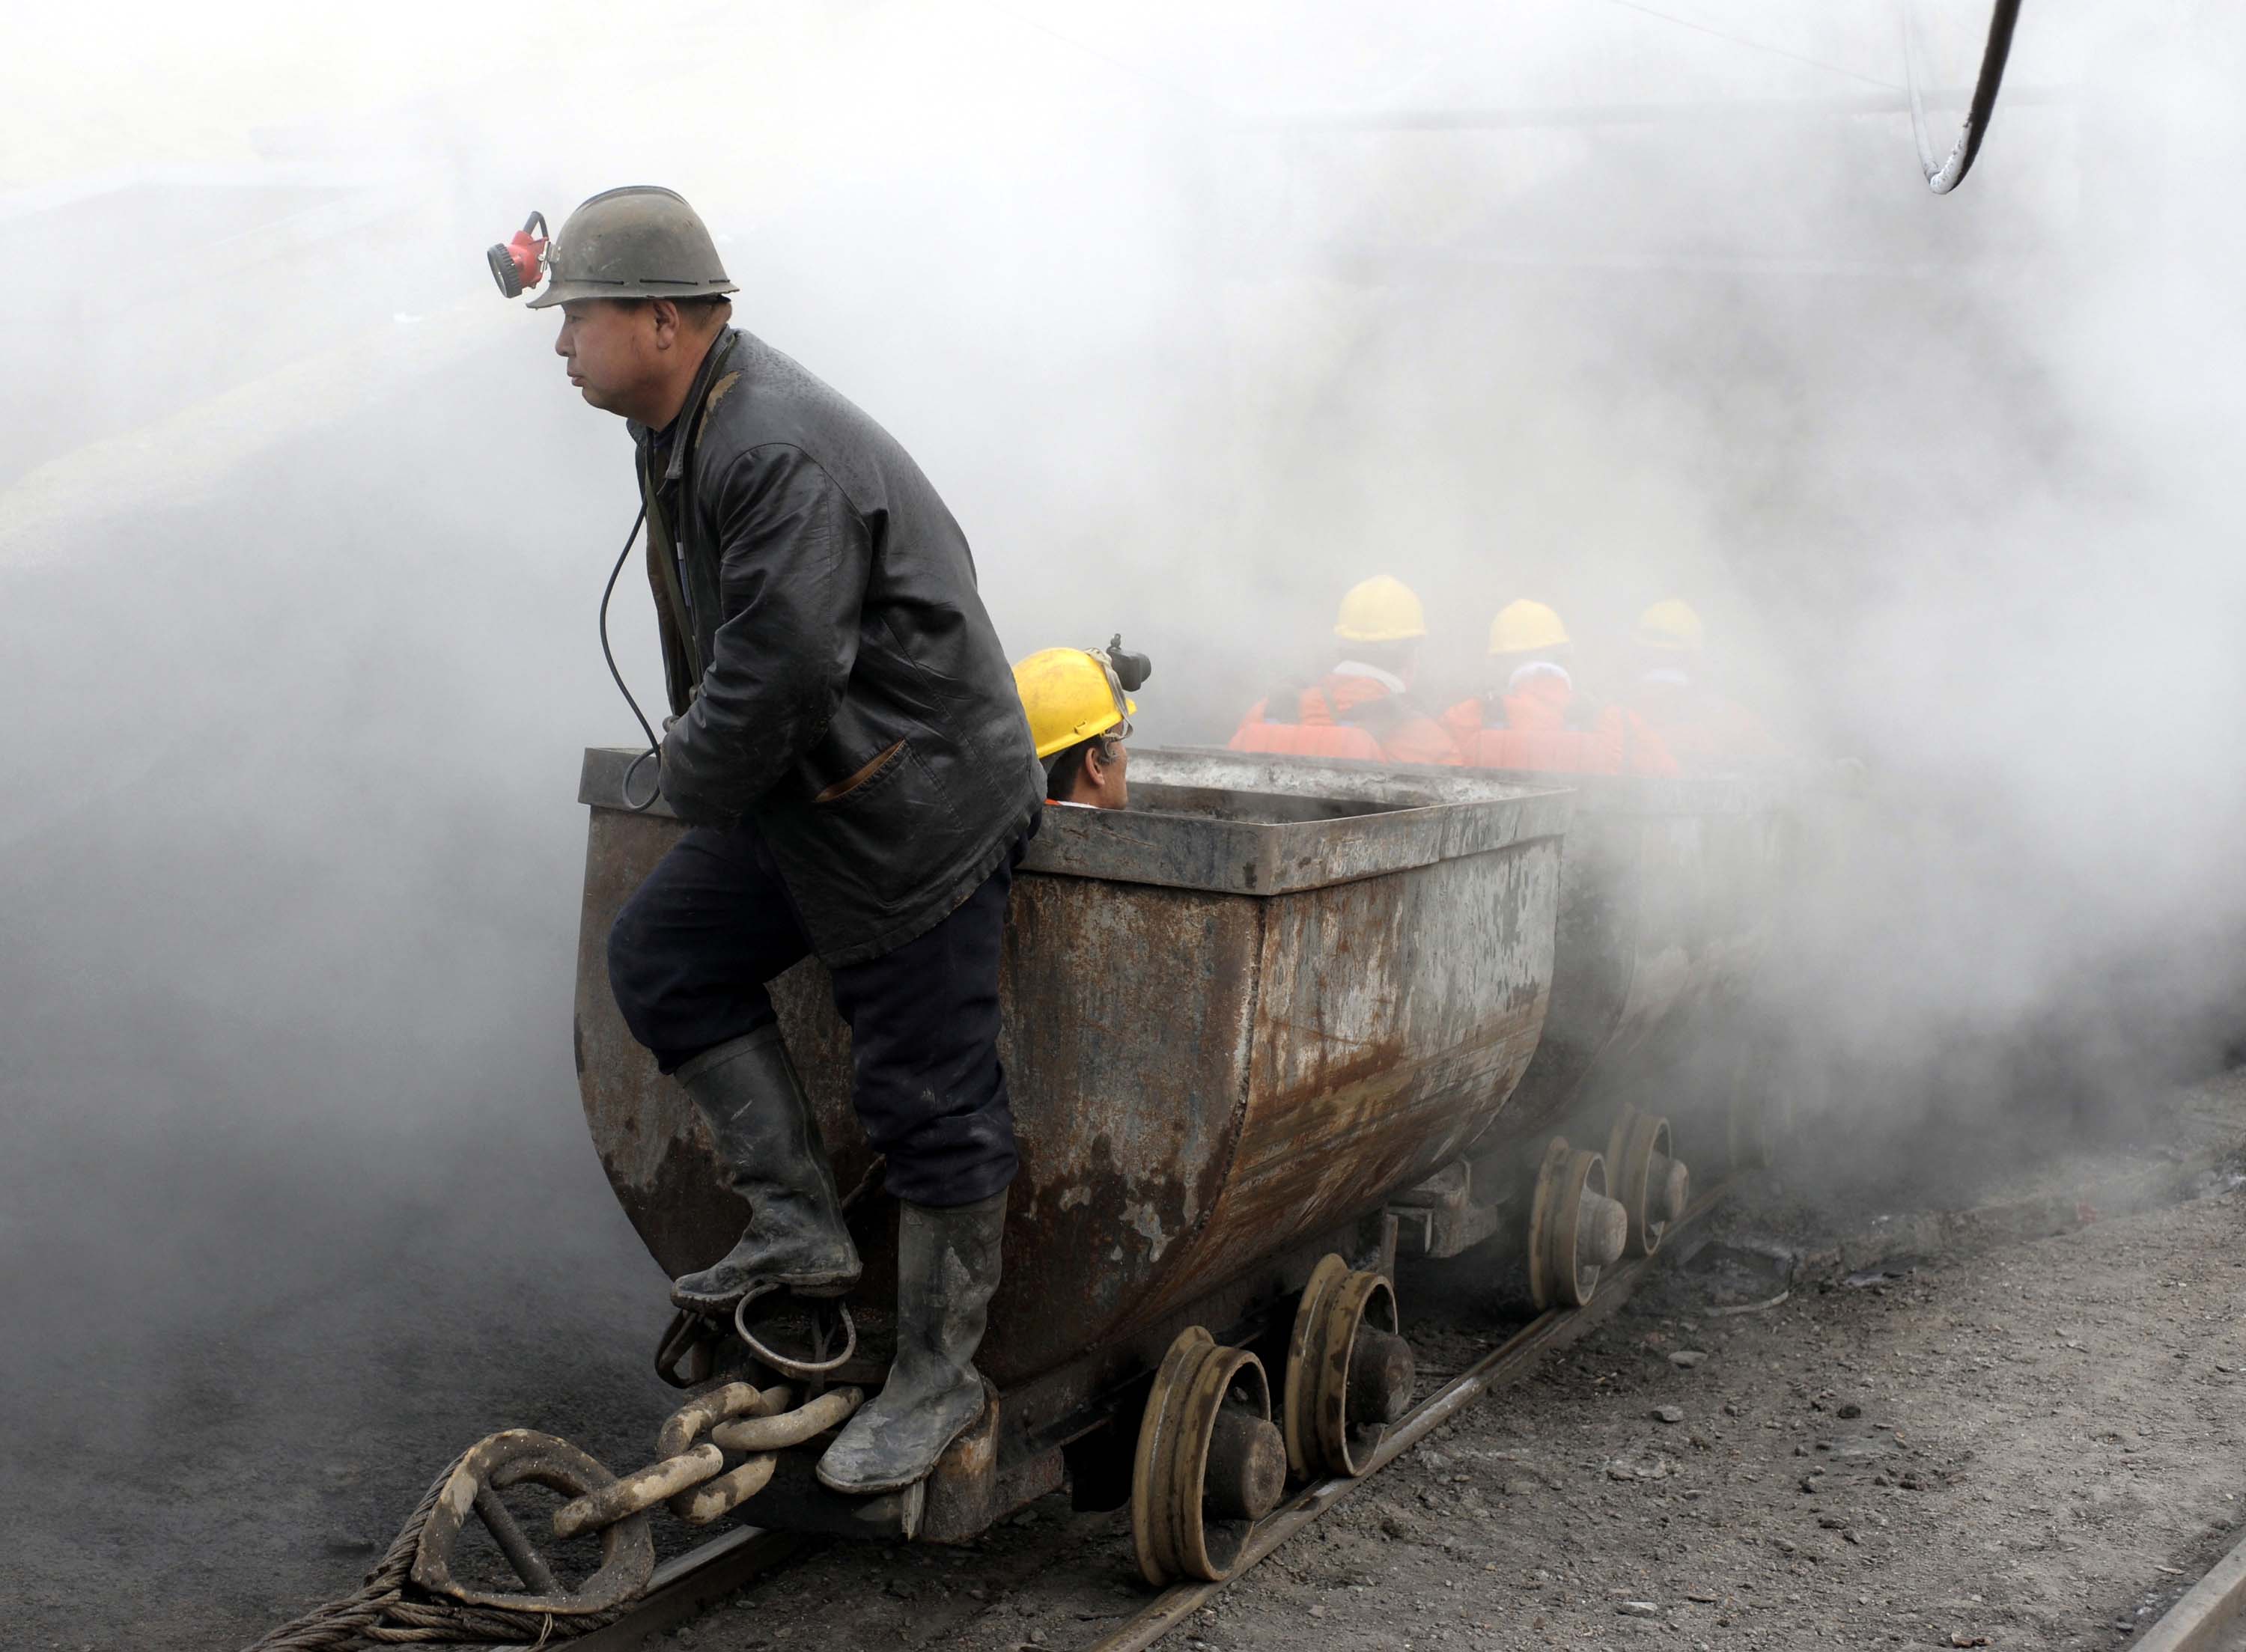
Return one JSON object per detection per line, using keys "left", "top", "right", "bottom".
{"left": 0, "top": 332, "right": 695, "bottom": 1652}
{"left": 0, "top": 1133, "right": 683, "bottom": 1652}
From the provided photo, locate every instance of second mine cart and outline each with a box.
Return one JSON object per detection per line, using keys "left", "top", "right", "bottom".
{"left": 1130, "top": 749, "right": 1794, "bottom": 1287}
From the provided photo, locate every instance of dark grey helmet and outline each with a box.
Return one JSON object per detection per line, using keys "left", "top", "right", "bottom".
{"left": 524, "top": 186, "right": 737, "bottom": 309}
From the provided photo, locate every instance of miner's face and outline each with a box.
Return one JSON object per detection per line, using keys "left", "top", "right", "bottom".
{"left": 553, "top": 299, "right": 663, "bottom": 418}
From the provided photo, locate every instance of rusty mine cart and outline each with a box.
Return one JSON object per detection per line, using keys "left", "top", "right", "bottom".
{"left": 573, "top": 743, "right": 1795, "bottom": 1581}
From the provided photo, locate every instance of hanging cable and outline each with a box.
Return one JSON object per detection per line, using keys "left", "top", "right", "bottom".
{"left": 1902, "top": 0, "right": 2024, "bottom": 195}
{"left": 598, "top": 505, "right": 664, "bottom": 812}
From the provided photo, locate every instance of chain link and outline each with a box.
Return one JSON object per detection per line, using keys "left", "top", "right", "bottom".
{"left": 549, "top": 1369, "right": 859, "bottom": 1543}
{"left": 709, "top": 1386, "right": 862, "bottom": 1453}
{"left": 433, "top": 1365, "right": 862, "bottom": 1602}
{"left": 552, "top": 1443, "right": 723, "bottom": 1540}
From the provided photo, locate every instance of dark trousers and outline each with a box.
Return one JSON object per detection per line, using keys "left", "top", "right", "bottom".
{"left": 606, "top": 823, "right": 1021, "bottom": 1207}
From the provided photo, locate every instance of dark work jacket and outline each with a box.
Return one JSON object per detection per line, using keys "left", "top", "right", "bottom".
{"left": 631, "top": 327, "right": 1041, "bottom": 967}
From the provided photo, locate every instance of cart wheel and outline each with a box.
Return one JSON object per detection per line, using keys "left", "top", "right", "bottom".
{"left": 1130, "top": 1328, "right": 1286, "bottom": 1585}
{"left": 1604, "top": 1107, "right": 1690, "bottom": 1258}
{"left": 1527, "top": 1139, "right": 1629, "bottom": 1310}
{"left": 1282, "top": 1255, "right": 1415, "bottom": 1481}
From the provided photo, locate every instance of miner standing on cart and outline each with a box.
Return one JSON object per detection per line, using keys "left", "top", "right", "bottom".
{"left": 523, "top": 186, "right": 1041, "bottom": 1496}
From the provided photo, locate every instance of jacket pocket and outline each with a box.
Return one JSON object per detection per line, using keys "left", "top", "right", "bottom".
{"left": 814, "top": 739, "right": 906, "bottom": 804}
{"left": 803, "top": 738, "right": 967, "bottom": 910}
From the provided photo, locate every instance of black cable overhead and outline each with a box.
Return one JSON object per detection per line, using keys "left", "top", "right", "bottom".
{"left": 1902, "top": 0, "right": 2024, "bottom": 195}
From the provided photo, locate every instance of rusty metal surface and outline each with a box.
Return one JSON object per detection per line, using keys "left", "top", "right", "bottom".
{"left": 573, "top": 746, "right": 1565, "bottom": 1395}
{"left": 1127, "top": 749, "right": 1793, "bottom": 1152}
{"left": 914, "top": 1380, "right": 1004, "bottom": 1544}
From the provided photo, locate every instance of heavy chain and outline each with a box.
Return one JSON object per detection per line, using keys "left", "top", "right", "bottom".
{"left": 243, "top": 1368, "right": 865, "bottom": 1651}
{"left": 250, "top": 1160, "right": 892, "bottom": 1648}
{"left": 553, "top": 1379, "right": 865, "bottom": 1537}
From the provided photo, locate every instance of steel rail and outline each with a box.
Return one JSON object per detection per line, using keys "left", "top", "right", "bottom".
{"left": 1084, "top": 1180, "right": 1735, "bottom": 1652}
{"left": 2132, "top": 1526, "right": 2246, "bottom": 1652}
{"left": 505, "top": 1527, "right": 818, "bottom": 1652}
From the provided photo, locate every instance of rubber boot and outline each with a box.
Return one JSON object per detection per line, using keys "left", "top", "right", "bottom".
{"left": 669, "top": 1028, "right": 862, "bottom": 1313}
{"left": 815, "top": 1189, "right": 1006, "bottom": 1495}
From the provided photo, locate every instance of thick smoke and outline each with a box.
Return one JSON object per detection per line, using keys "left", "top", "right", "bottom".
{"left": 4, "top": 3, "right": 2241, "bottom": 1645}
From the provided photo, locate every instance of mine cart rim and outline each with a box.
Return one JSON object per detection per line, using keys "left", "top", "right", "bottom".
{"left": 1283, "top": 1255, "right": 1400, "bottom": 1480}
{"left": 1174, "top": 1344, "right": 1268, "bottom": 1581}
{"left": 1131, "top": 1327, "right": 1273, "bottom": 1585}
{"left": 1525, "top": 1139, "right": 1566, "bottom": 1311}
{"left": 1131, "top": 1326, "right": 1209, "bottom": 1585}
{"left": 1559, "top": 1149, "right": 1610, "bottom": 1305}
{"left": 410, "top": 1429, "right": 656, "bottom": 1614}
{"left": 1318, "top": 1268, "right": 1400, "bottom": 1478}
{"left": 1530, "top": 1142, "right": 1610, "bottom": 1311}
{"left": 1281, "top": 1255, "right": 1351, "bottom": 1479}
{"left": 1605, "top": 1107, "right": 1674, "bottom": 1258}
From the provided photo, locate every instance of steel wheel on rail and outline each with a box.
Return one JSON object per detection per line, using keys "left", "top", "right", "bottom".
{"left": 1527, "top": 1139, "right": 1631, "bottom": 1309}
{"left": 1130, "top": 1327, "right": 1287, "bottom": 1585}
{"left": 1604, "top": 1106, "right": 1690, "bottom": 1258}
{"left": 1282, "top": 1255, "right": 1416, "bottom": 1481}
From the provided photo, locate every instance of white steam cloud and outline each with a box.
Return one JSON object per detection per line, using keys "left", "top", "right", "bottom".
{"left": 3, "top": 4, "right": 2242, "bottom": 1641}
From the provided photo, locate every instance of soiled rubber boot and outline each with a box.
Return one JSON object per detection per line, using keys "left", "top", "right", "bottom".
{"left": 669, "top": 1028, "right": 862, "bottom": 1313}
{"left": 816, "top": 1189, "right": 1006, "bottom": 1495}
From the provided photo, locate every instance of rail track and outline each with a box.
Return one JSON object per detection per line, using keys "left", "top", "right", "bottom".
{"left": 541, "top": 1180, "right": 1733, "bottom": 1652}
{"left": 2133, "top": 1527, "right": 2246, "bottom": 1652}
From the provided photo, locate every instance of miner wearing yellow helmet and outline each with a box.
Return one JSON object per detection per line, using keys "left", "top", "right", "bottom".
{"left": 1623, "top": 598, "right": 1783, "bottom": 773}
{"left": 1633, "top": 598, "right": 1706, "bottom": 656}
{"left": 1012, "top": 639, "right": 1149, "bottom": 809}
{"left": 1441, "top": 600, "right": 1676, "bottom": 775}
{"left": 1230, "top": 576, "right": 1456, "bottom": 766}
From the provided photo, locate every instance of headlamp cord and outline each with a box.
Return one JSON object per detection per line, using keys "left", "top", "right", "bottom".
{"left": 599, "top": 505, "right": 663, "bottom": 812}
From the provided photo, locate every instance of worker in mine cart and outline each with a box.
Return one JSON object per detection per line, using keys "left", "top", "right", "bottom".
{"left": 1229, "top": 575, "right": 1456, "bottom": 766}
{"left": 526, "top": 186, "right": 1042, "bottom": 1497}
{"left": 1621, "top": 597, "right": 1786, "bottom": 773}
{"left": 1012, "top": 639, "right": 1152, "bottom": 810}
{"left": 1442, "top": 599, "right": 1679, "bottom": 775}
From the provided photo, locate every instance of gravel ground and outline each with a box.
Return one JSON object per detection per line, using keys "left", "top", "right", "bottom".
{"left": 1199, "top": 1186, "right": 2246, "bottom": 1652}
{"left": 609, "top": 1078, "right": 2246, "bottom": 1652}
{"left": 20, "top": 1077, "right": 2246, "bottom": 1652}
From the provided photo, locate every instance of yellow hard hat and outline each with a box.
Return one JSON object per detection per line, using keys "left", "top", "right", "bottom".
{"left": 1634, "top": 598, "right": 1705, "bottom": 653}
{"left": 1333, "top": 576, "right": 1428, "bottom": 644}
{"left": 1488, "top": 599, "right": 1570, "bottom": 656}
{"left": 1012, "top": 647, "right": 1136, "bottom": 760}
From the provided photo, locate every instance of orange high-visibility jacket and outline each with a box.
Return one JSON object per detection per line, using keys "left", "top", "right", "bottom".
{"left": 1231, "top": 671, "right": 1458, "bottom": 766}
{"left": 1623, "top": 678, "right": 1783, "bottom": 774}
{"left": 1441, "top": 674, "right": 1679, "bottom": 776}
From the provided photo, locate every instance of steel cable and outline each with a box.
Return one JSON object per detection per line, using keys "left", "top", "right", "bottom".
{"left": 240, "top": 1448, "right": 633, "bottom": 1652}
{"left": 1902, "top": 0, "right": 2025, "bottom": 194}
